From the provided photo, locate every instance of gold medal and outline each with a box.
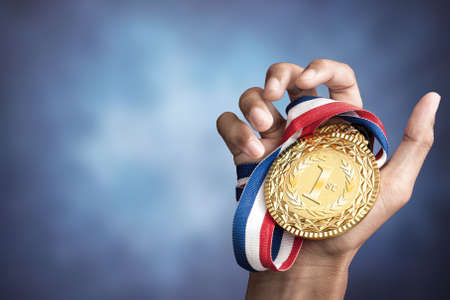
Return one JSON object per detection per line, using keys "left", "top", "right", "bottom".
{"left": 265, "top": 123, "right": 380, "bottom": 239}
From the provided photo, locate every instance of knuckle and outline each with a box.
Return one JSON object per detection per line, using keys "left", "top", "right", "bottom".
{"left": 310, "top": 59, "right": 356, "bottom": 79}
{"left": 398, "top": 186, "right": 413, "bottom": 207}
{"left": 422, "top": 132, "right": 435, "bottom": 149}
{"left": 382, "top": 179, "right": 413, "bottom": 209}
{"left": 391, "top": 180, "right": 414, "bottom": 202}
{"left": 310, "top": 58, "right": 330, "bottom": 68}
{"left": 403, "top": 130, "right": 434, "bottom": 151}
{"left": 341, "top": 63, "right": 356, "bottom": 77}
{"left": 239, "top": 87, "right": 261, "bottom": 109}
{"left": 216, "top": 112, "right": 233, "bottom": 132}
{"left": 267, "top": 62, "right": 297, "bottom": 75}
{"left": 338, "top": 63, "right": 357, "bottom": 87}
{"left": 240, "top": 87, "right": 261, "bottom": 100}
{"left": 267, "top": 62, "right": 285, "bottom": 73}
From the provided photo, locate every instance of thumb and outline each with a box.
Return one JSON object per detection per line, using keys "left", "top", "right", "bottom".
{"left": 381, "top": 91, "right": 441, "bottom": 211}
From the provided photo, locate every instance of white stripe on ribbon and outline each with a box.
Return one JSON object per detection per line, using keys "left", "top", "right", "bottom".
{"left": 376, "top": 149, "right": 387, "bottom": 168}
{"left": 273, "top": 231, "right": 295, "bottom": 268}
{"left": 285, "top": 98, "right": 335, "bottom": 128}
{"left": 280, "top": 130, "right": 302, "bottom": 152}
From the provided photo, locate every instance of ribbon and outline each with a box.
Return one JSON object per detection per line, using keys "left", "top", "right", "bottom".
{"left": 233, "top": 96, "right": 389, "bottom": 272}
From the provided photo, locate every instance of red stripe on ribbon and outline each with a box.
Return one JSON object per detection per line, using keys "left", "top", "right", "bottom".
{"left": 281, "top": 102, "right": 360, "bottom": 144}
{"left": 354, "top": 110, "right": 387, "bottom": 136}
{"left": 375, "top": 150, "right": 384, "bottom": 160}
{"left": 259, "top": 212, "right": 277, "bottom": 271}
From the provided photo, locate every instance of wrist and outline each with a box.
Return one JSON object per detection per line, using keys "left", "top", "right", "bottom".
{"left": 246, "top": 247, "right": 356, "bottom": 300}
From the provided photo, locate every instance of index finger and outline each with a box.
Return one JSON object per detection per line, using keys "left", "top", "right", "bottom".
{"left": 295, "top": 59, "right": 363, "bottom": 108}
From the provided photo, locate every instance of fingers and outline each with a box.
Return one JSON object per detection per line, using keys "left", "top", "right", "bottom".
{"left": 217, "top": 87, "right": 288, "bottom": 165}
{"left": 263, "top": 60, "right": 362, "bottom": 107}
{"left": 216, "top": 112, "right": 265, "bottom": 163}
{"left": 296, "top": 59, "right": 363, "bottom": 108}
{"left": 239, "top": 87, "right": 286, "bottom": 139}
{"left": 263, "top": 62, "right": 317, "bottom": 101}
{"left": 381, "top": 92, "right": 441, "bottom": 211}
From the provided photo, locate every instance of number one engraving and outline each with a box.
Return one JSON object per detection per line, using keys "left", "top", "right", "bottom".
{"left": 303, "top": 164, "right": 334, "bottom": 205}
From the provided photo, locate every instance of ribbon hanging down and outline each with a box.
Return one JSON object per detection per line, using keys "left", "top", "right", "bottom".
{"left": 232, "top": 96, "right": 389, "bottom": 272}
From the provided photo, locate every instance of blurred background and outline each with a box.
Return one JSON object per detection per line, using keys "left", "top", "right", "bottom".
{"left": 2, "top": 0, "right": 450, "bottom": 299}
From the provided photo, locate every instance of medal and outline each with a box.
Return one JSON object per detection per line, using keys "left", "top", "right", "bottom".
{"left": 264, "top": 123, "right": 380, "bottom": 239}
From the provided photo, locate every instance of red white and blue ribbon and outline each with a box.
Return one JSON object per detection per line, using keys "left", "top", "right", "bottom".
{"left": 233, "top": 96, "right": 389, "bottom": 272}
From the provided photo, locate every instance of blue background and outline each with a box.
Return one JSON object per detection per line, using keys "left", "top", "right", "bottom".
{"left": 2, "top": 1, "right": 450, "bottom": 299}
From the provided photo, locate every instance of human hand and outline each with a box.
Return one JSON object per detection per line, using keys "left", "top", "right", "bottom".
{"left": 216, "top": 60, "right": 441, "bottom": 299}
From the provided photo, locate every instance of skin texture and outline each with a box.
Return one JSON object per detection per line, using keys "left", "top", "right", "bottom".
{"left": 216, "top": 60, "right": 441, "bottom": 300}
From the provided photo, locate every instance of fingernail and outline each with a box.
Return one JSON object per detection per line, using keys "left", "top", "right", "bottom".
{"left": 301, "top": 69, "right": 316, "bottom": 80}
{"left": 429, "top": 91, "right": 441, "bottom": 112}
{"left": 266, "top": 77, "right": 280, "bottom": 91}
{"left": 249, "top": 107, "right": 273, "bottom": 131}
{"left": 247, "top": 139, "right": 264, "bottom": 158}
{"left": 430, "top": 91, "right": 441, "bottom": 102}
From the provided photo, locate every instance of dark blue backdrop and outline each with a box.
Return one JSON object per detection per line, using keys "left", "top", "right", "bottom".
{"left": 2, "top": 1, "right": 450, "bottom": 299}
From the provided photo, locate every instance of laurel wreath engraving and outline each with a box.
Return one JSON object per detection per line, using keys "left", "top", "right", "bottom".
{"left": 284, "top": 155, "right": 354, "bottom": 218}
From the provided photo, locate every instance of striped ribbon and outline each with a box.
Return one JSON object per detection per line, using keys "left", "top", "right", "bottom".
{"left": 233, "top": 96, "right": 389, "bottom": 272}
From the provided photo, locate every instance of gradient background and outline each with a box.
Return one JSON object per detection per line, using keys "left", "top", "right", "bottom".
{"left": 2, "top": 1, "right": 450, "bottom": 299}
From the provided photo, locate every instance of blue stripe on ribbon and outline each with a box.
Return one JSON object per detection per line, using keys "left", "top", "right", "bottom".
{"left": 285, "top": 96, "right": 319, "bottom": 114}
{"left": 339, "top": 116, "right": 389, "bottom": 156}
{"left": 232, "top": 148, "right": 281, "bottom": 272}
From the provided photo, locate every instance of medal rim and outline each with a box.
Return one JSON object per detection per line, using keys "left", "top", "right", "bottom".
{"left": 264, "top": 127, "right": 380, "bottom": 240}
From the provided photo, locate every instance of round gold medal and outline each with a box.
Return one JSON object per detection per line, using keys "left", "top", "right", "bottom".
{"left": 265, "top": 124, "right": 380, "bottom": 239}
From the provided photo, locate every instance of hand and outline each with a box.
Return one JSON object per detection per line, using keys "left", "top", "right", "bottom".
{"left": 216, "top": 60, "right": 441, "bottom": 300}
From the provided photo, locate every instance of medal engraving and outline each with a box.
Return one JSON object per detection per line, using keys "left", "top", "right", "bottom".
{"left": 265, "top": 124, "right": 380, "bottom": 239}
{"left": 302, "top": 163, "right": 333, "bottom": 205}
